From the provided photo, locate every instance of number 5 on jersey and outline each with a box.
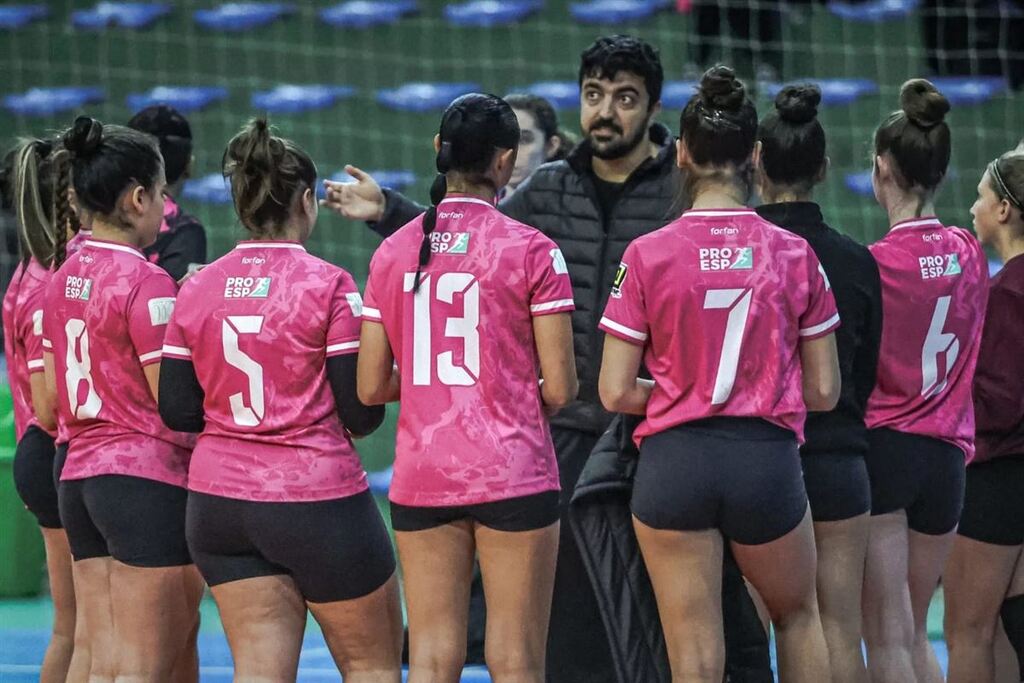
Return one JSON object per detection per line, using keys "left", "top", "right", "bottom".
{"left": 223, "top": 315, "right": 265, "bottom": 426}
{"left": 404, "top": 272, "right": 480, "bottom": 387}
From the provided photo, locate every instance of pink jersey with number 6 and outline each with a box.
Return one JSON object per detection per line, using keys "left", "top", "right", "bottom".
{"left": 363, "top": 196, "right": 575, "bottom": 507}
{"left": 600, "top": 209, "right": 840, "bottom": 445}
{"left": 865, "top": 217, "right": 987, "bottom": 460}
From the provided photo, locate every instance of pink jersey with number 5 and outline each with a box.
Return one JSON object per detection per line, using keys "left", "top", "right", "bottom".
{"left": 363, "top": 196, "right": 575, "bottom": 507}
{"left": 600, "top": 209, "right": 840, "bottom": 444}
{"left": 865, "top": 217, "right": 987, "bottom": 460}
{"left": 162, "top": 241, "right": 370, "bottom": 503}
{"left": 43, "top": 238, "right": 193, "bottom": 486}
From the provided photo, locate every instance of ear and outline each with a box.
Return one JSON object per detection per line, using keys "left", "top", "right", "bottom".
{"left": 648, "top": 99, "right": 662, "bottom": 120}
{"left": 998, "top": 198, "right": 1013, "bottom": 224}
{"left": 433, "top": 134, "right": 442, "bottom": 154}
{"left": 497, "top": 146, "right": 516, "bottom": 174}
{"left": 750, "top": 140, "right": 762, "bottom": 170}
{"left": 816, "top": 156, "right": 831, "bottom": 184}
{"left": 544, "top": 135, "right": 562, "bottom": 160}
{"left": 675, "top": 138, "right": 690, "bottom": 169}
{"left": 873, "top": 154, "right": 889, "bottom": 181}
{"left": 125, "top": 183, "right": 148, "bottom": 217}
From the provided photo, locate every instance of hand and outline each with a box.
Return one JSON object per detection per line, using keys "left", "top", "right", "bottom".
{"left": 177, "top": 263, "right": 206, "bottom": 287}
{"left": 320, "top": 165, "right": 386, "bottom": 222}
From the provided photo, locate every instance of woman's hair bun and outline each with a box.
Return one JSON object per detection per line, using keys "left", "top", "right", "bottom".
{"left": 775, "top": 84, "right": 821, "bottom": 125}
{"left": 699, "top": 65, "right": 746, "bottom": 112}
{"left": 900, "top": 78, "right": 950, "bottom": 129}
{"left": 63, "top": 116, "right": 103, "bottom": 157}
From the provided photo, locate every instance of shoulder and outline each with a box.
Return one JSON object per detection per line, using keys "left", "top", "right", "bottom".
{"left": 511, "top": 161, "right": 577, "bottom": 199}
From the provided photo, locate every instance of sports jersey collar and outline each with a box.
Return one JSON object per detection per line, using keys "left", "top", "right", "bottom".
{"left": 84, "top": 238, "right": 145, "bottom": 259}
{"left": 438, "top": 196, "right": 495, "bottom": 209}
{"left": 235, "top": 241, "right": 306, "bottom": 251}
{"left": 890, "top": 216, "right": 943, "bottom": 232}
{"left": 684, "top": 209, "right": 757, "bottom": 217}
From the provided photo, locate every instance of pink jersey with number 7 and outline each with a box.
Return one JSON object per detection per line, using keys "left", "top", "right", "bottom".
{"left": 600, "top": 209, "right": 840, "bottom": 445}
{"left": 865, "top": 217, "right": 988, "bottom": 460}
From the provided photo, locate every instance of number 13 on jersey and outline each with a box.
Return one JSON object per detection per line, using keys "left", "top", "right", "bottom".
{"left": 404, "top": 272, "right": 481, "bottom": 387}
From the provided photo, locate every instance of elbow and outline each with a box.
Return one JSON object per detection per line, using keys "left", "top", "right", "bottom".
{"left": 804, "top": 378, "right": 841, "bottom": 413}
{"left": 544, "top": 378, "right": 578, "bottom": 412}
{"left": 159, "top": 405, "right": 204, "bottom": 434}
{"left": 599, "top": 383, "right": 628, "bottom": 414}
{"left": 356, "top": 382, "right": 386, "bottom": 407}
{"left": 342, "top": 404, "right": 386, "bottom": 439}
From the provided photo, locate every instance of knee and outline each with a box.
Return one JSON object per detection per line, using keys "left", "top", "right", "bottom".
{"left": 51, "top": 597, "right": 77, "bottom": 639}
{"left": 485, "top": 640, "right": 545, "bottom": 681}
{"left": 410, "top": 638, "right": 466, "bottom": 679}
{"left": 945, "top": 613, "right": 998, "bottom": 648}
{"left": 766, "top": 590, "right": 818, "bottom": 629}
{"left": 665, "top": 636, "right": 724, "bottom": 683}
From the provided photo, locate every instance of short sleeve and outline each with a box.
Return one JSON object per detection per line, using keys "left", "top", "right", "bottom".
{"left": 599, "top": 242, "right": 649, "bottom": 345}
{"left": 19, "top": 286, "right": 47, "bottom": 373}
{"left": 799, "top": 248, "right": 841, "bottom": 340}
{"left": 361, "top": 248, "right": 386, "bottom": 323}
{"left": 326, "top": 271, "right": 364, "bottom": 357}
{"left": 40, "top": 278, "right": 59, "bottom": 354}
{"left": 526, "top": 235, "right": 575, "bottom": 316}
{"left": 128, "top": 272, "right": 178, "bottom": 366}
{"left": 161, "top": 305, "right": 191, "bottom": 361}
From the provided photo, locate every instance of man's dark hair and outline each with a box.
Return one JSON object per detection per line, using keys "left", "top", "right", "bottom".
{"left": 578, "top": 35, "right": 663, "bottom": 107}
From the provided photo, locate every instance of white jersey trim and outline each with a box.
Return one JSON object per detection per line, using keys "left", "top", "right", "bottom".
{"left": 235, "top": 242, "right": 306, "bottom": 251}
{"left": 42, "top": 338, "right": 52, "bottom": 349}
{"left": 362, "top": 306, "right": 382, "bottom": 320}
{"left": 684, "top": 210, "right": 757, "bottom": 218}
{"left": 438, "top": 197, "right": 494, "bottom": 209}
{"left": 138, "top": 350, "right": 163, "bottom": 363}
{"left": 161, "top": 344, "right": 192, "bottom": 358}
{"left": 530, "top": 299, "right": 574, "bottom": 314}
{"left": 327, "top": 341, "right": 360, "bottom": 353}
{"left": 84, "top": 240, "right": 145, "bottom": 259}
{"left": 890, "top": 217, "right": 942, "bottom": 232}
{"left": 799, "top": 313, "right": 841, "bottom": 337}
{"left": 600, "top": 316, "right": 648, "bottom": 341}
{"left": 26, "top": 359, "right": 44, "bottom": 370}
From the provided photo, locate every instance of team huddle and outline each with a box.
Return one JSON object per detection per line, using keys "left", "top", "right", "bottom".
{"left": 3, "top": 32, "right": 1024, "bottom": 683}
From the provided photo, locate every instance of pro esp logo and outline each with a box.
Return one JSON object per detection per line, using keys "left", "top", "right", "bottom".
{"left": 64, "top": 276, "right": 92, "bottom": 301}
{"left": 430, "top": 232, "right": 470, "bottom": 255}
{"left": 699, "top": 247, "right": 753, "bottom": 271}
{"left": 224, "top": 277, "right": 272, "bottom": 298}
{"left": 919, "top": 254, "right": 961, "bottom": 280}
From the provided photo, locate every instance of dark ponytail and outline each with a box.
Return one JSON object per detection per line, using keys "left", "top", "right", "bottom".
{"left": 412, "top": 93, "right": 520, "bottom": 292}
{"left": 51, "top": 146, "right": 80, "bottom": 269}
{"left": 874, "top": 78, "right": 951, "bottom": 195}
{"left": 757, "top": 84, "right": 826, "bottom": 194}
{"left": 12, "top": 138, "right": 58, "bottom": 267}
{"left": 223, "top": 117, "right": 316, "bottom": 237}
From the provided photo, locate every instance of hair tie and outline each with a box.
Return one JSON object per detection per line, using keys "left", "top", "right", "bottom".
{"left": 990, "top": 159, "right": 1023, "bottom": 210}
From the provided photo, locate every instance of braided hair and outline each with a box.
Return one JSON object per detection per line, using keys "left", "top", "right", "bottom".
{"left": 412, "top": 93, "right": 520, "bottom": 292}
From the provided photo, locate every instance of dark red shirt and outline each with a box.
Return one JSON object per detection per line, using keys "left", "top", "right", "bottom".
{"left": 974, "top": 253, "right": 1024, "bottom": 463}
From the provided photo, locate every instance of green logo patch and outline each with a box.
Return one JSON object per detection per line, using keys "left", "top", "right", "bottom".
{"left": 730, "top": 247, "right": 753, "bottom": 270}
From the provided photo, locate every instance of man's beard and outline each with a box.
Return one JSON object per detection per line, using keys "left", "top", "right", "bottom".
{"left": 587, "top": 116, "right": 650, "bottom": 160}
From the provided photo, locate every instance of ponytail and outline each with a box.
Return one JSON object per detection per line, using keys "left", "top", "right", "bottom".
{"left": 51, "top": 148, "right": 79, "bottom": 269}
{"left": 413, "top": 144, "right": 452, "bottom": 293}
{"left": 13, "top": 138, "right": 58, "bottom": 267}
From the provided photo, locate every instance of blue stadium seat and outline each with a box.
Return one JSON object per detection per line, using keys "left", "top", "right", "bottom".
{"left": 182, "top": 174, "right": 232, "bottom": 205}
{"left": 828, "top": 0, "right": 921, "bottom": 23}
{"left": 252, "top": 85, "right": 356, "bottom": 113}
{"left": 929, "top": 76, "right": 1009, "bottom": 105}
{"left": 844, "top": 171, "right": 874, "bottom": 197}
{"left": 2, "top": 87, "right": 105, "bottom": 116}
{"left": 661, "top": 80, "right": 698, "bottom": 109}
{"left": 444, "top": 1, "right": 542, "bottom": 27}
{"left": 569, "top": 0, "right": 672, "bottom": 24}
{"left": 194, "top": 3, "right": 294, "bottom": 31}
{"left": 320, "top": 169, "right": 417, "bottom": 199}
{"left": 0, "top": 5, "right": 48, "bottom": 29}
{"left": 127, "top": 86, "right": 228, "bottom": 113}
{"left": 367, "top": 466, "right": 393, "bottom": 494}
{"left": 71, "top": 3, "right": 173, "bottom": 30}
{"left": 519, "top": 81, "right": 579, "bottom": 110}
{"left": 377, "top": 82, "right": 481, "bottom": 112}
{"left": 319, "top": 1, "right": 418, "bottom": 29}
{"left": 761, "top": 79, "right": 879, "bottom": 106}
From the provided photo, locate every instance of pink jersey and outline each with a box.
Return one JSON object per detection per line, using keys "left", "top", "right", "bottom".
{"left": 43, "top": 238, "right": 193, "bottom": 486}
{"left": 363, "top": 196, "right": 574, "bottom": 507}
{"left": 600, "top": 209, "right": 840, "bottom": 444}
{"left": 53, "top": 229, "right": 94, "bottom": 446}
{"left": 865, "top": 217, "right": 987, "bottom": 459}
{"left": 4, "top": 260, "right": 55, "bottom": 439}
{"left": 162, "top": 241, "right": 370, "bottom": 502}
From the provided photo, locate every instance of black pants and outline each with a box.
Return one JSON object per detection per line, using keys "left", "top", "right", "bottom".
{"left": 548, "top": 426, "right": 772, "bottom": 683}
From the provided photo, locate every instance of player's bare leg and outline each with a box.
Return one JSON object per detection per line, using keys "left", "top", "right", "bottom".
{"left": 73, "top": 557, "right": 115, "bottom": 683}
{"left": 307, "top": 572, "right": 403, "bottom": 683}
{"left": 862, "top": 511, "right": 915, "bottom": 683}
{"left": 475, "top": 522, "right": 559, "bottom": 683}
{"left": 907, "top": 528, "right": 956, "bottom": 683}
{"left": 813, "top": 513, "right": 870, "bottom": 683}
{"left": 397, "top": 521, "right": 476, "bottom": 683}
{"left": 39, "top": 528, "right": 77, "bottom": 683}
{"left": 633, "top": 520, "right": 725, "bottom": 683}
{"left": 211, "top": 575, "right": 307, "bottom": 682}
{"left": 732, "top": 507, "right": 831, "bottom": 683}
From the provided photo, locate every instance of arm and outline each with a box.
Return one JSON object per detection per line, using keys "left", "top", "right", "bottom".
{"left": 154, "top": 221, "right": 207, "bottom": 282}
{"left": 598, "top": 334, "right": 653, "bottom": 415}
{"left": 533, "top": 312, "right": 578, "bottom": 412}
{"left": 356, "top": 320, "right": 400, "bottom": 405}
{"left": 800, "top": 333, "right": 841, "bottom": 412}
{"left": 29, "top": 371, "right": 56, "bottom": 432}
{"left": 157, "top": 358, "right": 205, "bottom": 432}
{"left": 43, "top": 351, "right": 58, "bottom": 425}
{"left": 327, "top": 354, "right": 385, "bottom": 437}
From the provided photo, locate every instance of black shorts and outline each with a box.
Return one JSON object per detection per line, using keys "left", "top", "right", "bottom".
{"left": 631, "top": 417, "right": 808, "bottom": 545}
{"left": 958, "top": 455, "right": 1024, "bottom": 546}
{"left": 53, "top": 442, "right": 67, "bottom": 488}
{"left": 59, "top": 475, "right": 191, "bottom": 567}
{"left": 801, "top": 452, "right": 871, "bottom": 523}
{"left": 865, "top": 428, "right": 966, "bottom": 535}
{"left": 13, "top": 425, "right": 61, "bottom": 529}
{"left": 187, "top": 489, "right": 395, "bottom": 603}
{"left": 390, "top": 490, "right": 560, "bottom": 533}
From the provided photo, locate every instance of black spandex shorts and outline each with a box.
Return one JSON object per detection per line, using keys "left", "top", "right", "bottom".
{"left": 187, "top": 489, "right": 395, "bottom": 603}
{"left": 390, "top": 490, "right": 560, "bottom": 533}
{"left": 631, "top": 417, "right": 808, "bottom": 545}
{"left": 53, "top": 442, "right": 67, "bottom": 489}
{"left": 59, "top": 474, "right": 191, "bottom": 567}
{"left": 13, "top": 425, "right": 61, "bottom": 529}
{"left": 801, "top": 452, "right": 871, "bottom": 523}
{"left": 865, "top": 428, "right": 966, "bottom": 535}
{"left": 958, "top": 455, "right": 1024, "bottom": 546}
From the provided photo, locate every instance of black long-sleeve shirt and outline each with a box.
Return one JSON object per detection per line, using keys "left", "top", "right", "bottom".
{"left": 757, "top": 202, "right": 883, "bottom": 456}
{"left": 143, "top": 196, "right": 207, "bottom": 282}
